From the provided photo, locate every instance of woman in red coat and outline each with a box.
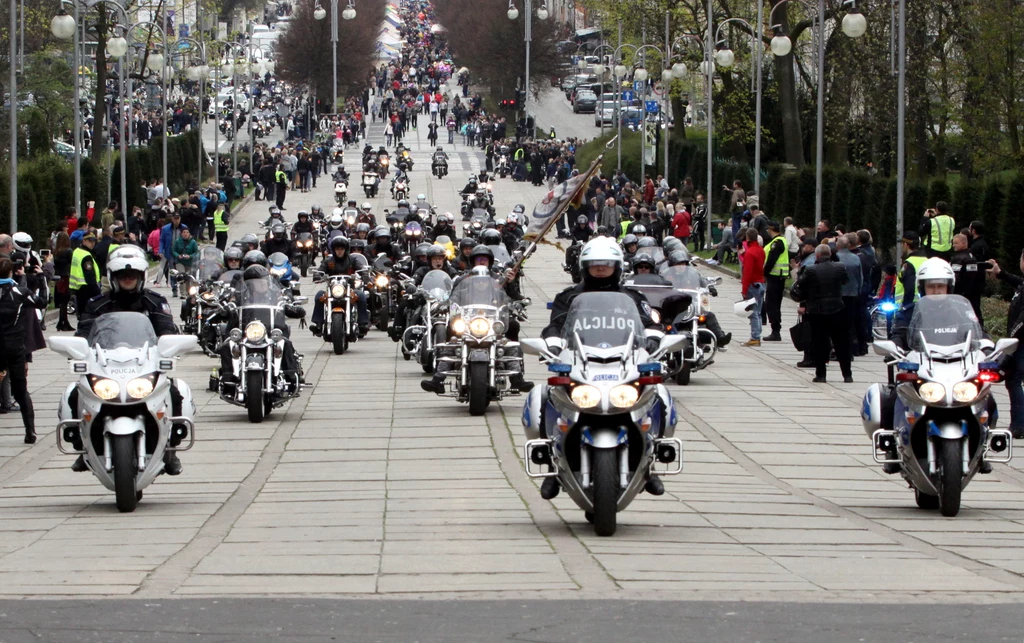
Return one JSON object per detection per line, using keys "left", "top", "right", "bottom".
{"left": 643, "top": 178, "right": 655, "bottom": 205}
{"left": 671, "top": 206, "right": 691, "bottom": 245}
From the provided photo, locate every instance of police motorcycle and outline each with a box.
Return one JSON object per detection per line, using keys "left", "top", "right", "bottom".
{"left": 496, "top": 145, "right": 511, "bottom": 178}
{"left": 51, "top": 312, "right": 198, "bottom": 513}
{"left": 431, "top": 271, "right": 527, "bottom": 415}
{"left": 519, "top": 292, "right": 687, "bottom": 536}
{"left": 401, "top": 270, "right": 453, "bottom": 372}
{"left": 312, "top": 262, "right": 365, "bottom": 355}
{"left": 658, "top": 264, "right": 722, "bottom": 385}
{"left": 863, "top": 295, "right": 1017, "bottom": 517}
{"left": 218, "top": 274, "right": 306, "bottom": 423}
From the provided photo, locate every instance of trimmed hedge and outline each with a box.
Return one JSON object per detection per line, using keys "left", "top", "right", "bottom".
{"left": 0, "top": 130, "right": 204, "bottom": 244}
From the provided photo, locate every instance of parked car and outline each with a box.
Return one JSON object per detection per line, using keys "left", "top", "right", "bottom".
{"left": 572, "top": 89, "right": 598, "bottom": 113}
{"left": 563, "top": 74, "right": 596, "bottom": 99}
{"left": 594, "top": 100, "right": 618, "bottom": 126}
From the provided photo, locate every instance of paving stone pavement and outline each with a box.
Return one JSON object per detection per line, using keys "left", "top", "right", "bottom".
{"left": 4, "top": 111, "right": 1024, "bottom": 605}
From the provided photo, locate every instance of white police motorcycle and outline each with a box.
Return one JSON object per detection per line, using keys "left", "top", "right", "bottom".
{"left": 51, "top": 313, "right": 197, "bottom": 513}
{"left": 520, "top": 292, "right": 687, "bottom": 536}
{"left": 862, "top": 295, "right": 1017, "bottom": 516}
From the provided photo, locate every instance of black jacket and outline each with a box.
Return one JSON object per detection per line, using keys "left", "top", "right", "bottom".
{"left": 542, "top": 281, "right": 657, "bottom": 340}
{"left": 1000, "top": 271, "right": 1024, "bottom": 340}
{"left": 0, "top": 282, "right": 46, "bottom": 358}
{"left": 77, "top": 290, "right": 177, "bottom": 338}
{"left": 969, "top": 237, "right": 991, "bottom": 262}
{"left": 791, "top": 259, "right": 848, "bottom": 315}
{"left": 429, "top": 224, "right": 457, "bottom": 242}
{"left": 319, "top": 254, "right": 358, "bottom": 276}
{"left": 261, "top": 238, "right": 292, "bottom": 257}
{"left": 413, "top": 264, "right": 457, "bottom": 284}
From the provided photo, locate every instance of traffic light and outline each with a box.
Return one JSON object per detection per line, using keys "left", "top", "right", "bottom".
{"left": 515, "top": 89, "right": 526, "bottom": 109}
{"left": 500, "top": 99, "right": 517, "bottom": 110}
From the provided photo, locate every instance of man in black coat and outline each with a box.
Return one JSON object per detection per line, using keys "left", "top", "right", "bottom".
{"left": 790, "top": 244, "right": 852, "bottom": 383}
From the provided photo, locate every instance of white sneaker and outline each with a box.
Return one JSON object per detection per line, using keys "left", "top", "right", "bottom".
{"left": 706, "top": 259, "right": 719, "bottom": 265}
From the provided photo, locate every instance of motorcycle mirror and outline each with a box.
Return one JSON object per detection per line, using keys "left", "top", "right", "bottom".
{"left": 49, "top": 336, "right": 91, "bottom": 360}
{"left": 157, "top": 334, "right": 199, "bottom": 358}
{"left": 520, "top": 337, "right": 552, "bottom": 358}
{"left": 650, "top": 334, "right": 687, "bottom": 361}
{"left": 873, "top": 340, "right": 901, "bottom": 358}
{"left": 994, "top": 337, "right": 1019, "bottom": 358}
{"left": 293, "top": 296, "right": 309, "bottom": 304}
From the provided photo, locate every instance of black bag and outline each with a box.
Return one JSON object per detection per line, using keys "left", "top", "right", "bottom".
{"left": 789, "top": 319, "right": 811, "bottom": 351}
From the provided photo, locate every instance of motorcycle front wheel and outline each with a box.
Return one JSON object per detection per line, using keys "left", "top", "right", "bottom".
{"left": 592, "top": 448, "right": 619, "bottom": 537}
{"left": 113, "top": 434, "right": 139, "bottom": 513}
{"left": 468, "top": 362, "right": 489, "bottom": 416}
{"left": 332, "top": 312, "right": 347, "bottom": 355}
{"left": 938, "top": 440, "right": 963, "bottom": 517}
{"left": 246, "top": 371, "right": 265, "bottom": 423}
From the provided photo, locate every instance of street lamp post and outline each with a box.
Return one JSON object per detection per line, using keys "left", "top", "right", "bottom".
{"left": 768, "top": 0, "right": 865, "bottom": 224}
{"left": 610, "top": 42, "right": 636, "bottom": 174}
{"left": 507, "top": 0, "right": 549, "bottom": 135}
{"left": 314, "top": 0, "right": 357, "bottom": 114}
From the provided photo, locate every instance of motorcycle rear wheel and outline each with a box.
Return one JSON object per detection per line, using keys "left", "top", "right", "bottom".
{"left": 592, "top": 448, "right": 619, "bottom": 536}
{"left": 468, "top": 362, "right": 489, "bottom": 416}
{"left": 112, "top": 434, "right": 139, "bottom": 513}
{"left": 246, "top": 371, "right": 266, "bottom": 423}
{"left": 938, "top": 440, "right": 963, "bottom": 517}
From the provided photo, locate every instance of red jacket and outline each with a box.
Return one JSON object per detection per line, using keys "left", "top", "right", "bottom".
{"left": 741, "top": 241, "right": 766, "bottom": 297}
{"left": 671, "top": 210, "right": 691, "bottom": 238}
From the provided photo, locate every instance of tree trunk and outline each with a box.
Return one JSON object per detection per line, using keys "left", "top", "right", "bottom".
{"left": 91, "top": 13, "right": 109, "bottom": 163}
{"left": 771, "top": 0, "right": 805, "bottom": 167}
{"left": 670, "top": 94, "right": 687, "bottom": 142}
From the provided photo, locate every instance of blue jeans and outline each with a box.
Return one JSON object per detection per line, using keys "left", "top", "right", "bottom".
{"left": 747, "top": 282, "right": 765, "bottom": 340}
{"left": 1006, "top": 348, "right": 1024, "bottom": 431}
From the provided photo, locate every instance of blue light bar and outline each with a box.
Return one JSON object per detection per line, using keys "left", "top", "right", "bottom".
{"left": 548, "top": 363, "right": 572, "bottom": 373}
{"left": 638, "top": 363, "right": 661, "bottom": 374}
{"left": 896, "top": 361, "right": 919, "bottom": 372}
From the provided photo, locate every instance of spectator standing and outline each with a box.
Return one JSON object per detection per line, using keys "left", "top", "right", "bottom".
{"left": 791, "top": 244, "right": 853, "bottom": 383}
{"left": 0, "top": 257, "right": 45, "bottom": 443}
{"left": 741, "top": 228, "right": 766, "bottom": 346}
{"left": 989, "top": 256, "right": 1024, "bottom": 439}
{"left": 835, "top": 235, "right": 864, "bottom": 354}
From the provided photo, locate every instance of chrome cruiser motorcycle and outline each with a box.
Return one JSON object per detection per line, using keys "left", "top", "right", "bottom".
{"left": 313, "top": 269, "right": 362, "bottom": 355}
{"left": 520, "top": 292, "right": 687, "bottom": 536}
{"left": 52, "top": 313, "right": 197, "bottom": 513}
{"left": 401, "top": 270, "right": 452, "bottom": 373}
{"left": 432, "top": 272, "right": 527, "bottom": 415}
{"left": 658, "top": 265, "right": 721, "bottom": 385}
{"left": 863, "top": 295, "right": 1017, "bottom": 517}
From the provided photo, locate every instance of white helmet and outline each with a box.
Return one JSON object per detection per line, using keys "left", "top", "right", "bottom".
{"left": 12, "top": 232, "right": 32, "bottom": 252}
{"left": 916, "top": 257, "right": 955, "bottom": 296}
{"left": 332, "top": 207, "right": 345, "bottom": 217}
{"left": 733, "top": 298, "right": 758, "bottom": 317}
{"left": 417, "top": 193, "right": 426, "bottom": 201}
{"left": 107, "top": 245, "right": 148, "bottom": 293}
{"left": 507, "top": 212, "right": 518, "bottom": 224}
{"left": 579, "top": 236, "right": 624, "bottom": 271}
{"left": 361, "top": 202, "right": 372, "bottom": 212}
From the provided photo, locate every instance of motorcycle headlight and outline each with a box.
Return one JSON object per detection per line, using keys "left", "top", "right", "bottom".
{"left": 188, "top": 285, "right": 199, "bottom": 296}
{"left": 918, "top": 382, "right": 945, "bottom": 404}
{"left": 91, "top": 377, "right": 120, "bottom": 400}
{"left": 201, "top": 292, "right": 216, "bottom": 302}
{"left": 609, "top": 384, "right": 639, "bottom": 408}
{"left": 650, "top": 309, "right": 661, "bottom": 324}
{"left": 354, "top": 278, "right": 363, "bottom": 289}
{"left": 306, "top": 240, "right": 314, "bottom": 247}
{"left": 126, "top": 374, "right": 156, "bottom": 400}
{"left": 469, "top": 317, "right": 491, "bottom": 338}
{"left": 245, "top": 321, "right": 267, "bottom": 343}
{"left": 570, "top": 384, "right": 601, "bottom": 409}
{"left": 271, "top": 268, "right": 285, "bottom": 277}
{"left": 375, "top": 274, "right": 389, "bottom": 288}
{"left": 331, "top": 284, "right": 346, "bottom": 298}
{"left": 701, "top": 294, "right": 711, "bottom": 310}
{"left": 952, "top": 381, "right": 980, "bottom": 403}
{"left": 451, "top": 317, "right": 466, "bottom": 334}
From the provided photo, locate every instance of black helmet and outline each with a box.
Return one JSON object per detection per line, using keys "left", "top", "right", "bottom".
{"left": 637, "top": 237, "right": 657, "bottom": 248}
{"left": 668, "top": 249, "right": 691, "bottom": 266}
{"left": 272, "top": 223, "right": 286, "bottom": 239}
{"left": 243, "top": 265, "right": 269, "bottom": 280}
{"left": 437, "top": 213, "right": 451, "bottom": 225}
{"left": 426, "top": 245, "right": 447, "bottom": 259}
{"left": 240, "top": 233, "right": 259, "bottom": 249}
{"left": 597, "top": 225, "right": 609, "bottom": 236}
{"left": 622, "top": 234, "right": 638, "bottom": 248}
{"left": 225, "top": 246, "right": 244, "bottom": 264}
{"left": 576, "top": 215, "right": 589, "bottom": 225}
{"left": 350, "top": 239, "right": 367, "bottom": 252}
{"left": 347, "top": 199, "right": 357, "bottom": 207}
{"left": 414, "top": 243, "right": 432, "bottom": 259}
{"left": 356, "top": 223, "right": 371, "bottom": 235}
{"left": 398, "top": 199, "right": 410, "bottom": 209}
{"left": 632, "top": 253, "right": 657, "bottom": 271}
{"left": 469, "top": 244, "right": 494, "bottom": 267}
{"left": 374, "top": 226, "right": 391, "bottom": 242}
{"left": 663, "top": 237, "right": 683, "bottom": 253}
{"left": 633, "top": 224, "right": 647, "bottom": 236}
{"left": 512, "top": 204, "right": 526, "bottom": 214}
{"left": 330, "top": 236, "right": 350, "bottom": 253}
{"left": 242, "top": 250, "right": 268, "bottom": 269}
{"left": 297, "top": 210, "right": 309, "bottom": 219}
{"left": 459, "top": 237, "right": 477, "bottom": 251}
{"left": 311, "top": 205, "right": 323, "bottom": 216}
{"left": 481, "top": 229, "right": 502, "bottom": 246}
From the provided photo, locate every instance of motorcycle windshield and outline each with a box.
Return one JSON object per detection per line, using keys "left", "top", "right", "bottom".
{"left": 660, "top": 265, "right": 703, "bottom": 291}
{"left": 197, "top": 247, "right": 225, "bottom": 280}
{"left": 404, "top": 222, "right": 422, "bottom": 237}
{"left": 421, "top": 270, "right": 453, "bottom": 302}
{"left": 562, "top": 292, "right": 644, "bottom": 351}
{"left": 471, "top": 209, "right": 489, "bottom": 222}
{"left": 240, "top": 277, "right": 284, "bottom": 308}
{"left": 643, "top": 246, "right": 666, "bottom": 266}
{"left": 350, "top": 254, "right": 369, "bottom": 271}
{"left": 88, "top": 312, "right": 158, "bottom": 349}
{"left": 907, "top": 295, "right": 982, "bottom": 354}
{"left": 491, "top": 245, "right": 512, "bottom": 265}
{"left": 373, "top": 255, "right": 394, "bottom": 271}
{"left": 451, "top": 275, "right": 508, "bottom": 325}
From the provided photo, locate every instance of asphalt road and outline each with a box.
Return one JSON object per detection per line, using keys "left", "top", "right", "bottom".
{"left": 3, "top": 90, "right": 1024, "bottom": 641}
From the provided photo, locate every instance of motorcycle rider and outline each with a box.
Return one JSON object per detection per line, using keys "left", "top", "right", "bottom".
{"left": 470, "top": 189, "right": 493, "bottom": 217}
{"left": 663, "top": 249, "right": 732, "bottom": 349}
{"left": 261, "top": 223, "right": 291, "bottom": 257}
{"left": 539, "top": 236, "right": 665, "bottom": 498}
{"left": 369, "top": 226, "right": 403, "bottom": 262}
{"left": 263, "top": 205, "right": 285, "bottom": 227}
{"left": 414, "top": 193, "right": 432, "bottom": 215}
{"left": 571, "top": 215, "right": 593, "bottom": 243}
{"left": 459, "top": 175, "right": 479, "bottom": 197}
{"left": 432, "top": 146, "right": 448, "bottom": 174}
{"left": 452, "top": 237, "right": 477, "bottom": 272}
{"left": 353, "top": 223, "right": 372, "bottom": 241}
{"left": 358, "top": 203, "right": 377, "bottom": 227}
{"left": 621, "top": 234, "right": 639, "bottom": 265}
{"left": 412, "top": 245, "right": 458, "bottom": 282}
{"left": 74, "top": 246, "right": 184, "bottom": 475}
{"left": 239, "top": 233, "right": 260, "bottom": 254}
{"left": 430, "top": 213, "right": 458, "bottom": 242}
{"left": 291, "top": 210, "right": 315, "bottom": 238}
{"left": 395, "top": 199, "right": 414, "bottom": 222}
{"left": 391, "top": 168, "right": 410, "bottom": 197}
{"left": 310, "top": 236, "right": 369, "bottom": 336}
{"left": 420, "top": 245, "right": 534, "bottom": 395}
